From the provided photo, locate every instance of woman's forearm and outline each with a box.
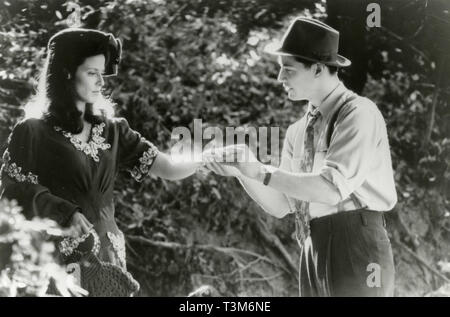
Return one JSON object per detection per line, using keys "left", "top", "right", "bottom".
{"left": 150, "top": 152, "right": 201, "bottom": 180}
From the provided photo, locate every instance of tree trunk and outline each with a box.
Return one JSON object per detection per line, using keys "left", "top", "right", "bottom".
{"left": 326, "top": 0, "right": 369, "bottom": 94}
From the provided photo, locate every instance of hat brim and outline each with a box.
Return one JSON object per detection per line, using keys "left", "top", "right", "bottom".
{"left": 265, "top": 44, "right": 351, "bottom": 67}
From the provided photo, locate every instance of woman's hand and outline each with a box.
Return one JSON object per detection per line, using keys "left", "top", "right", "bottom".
{"left": 204, "top": 144, "right": 262, "bottom": 179}
{"left": 202, "top": 146, "right": 240, "bottom": 177}
{"left": 69, "top": 211, "right": 93, "bottom": 236}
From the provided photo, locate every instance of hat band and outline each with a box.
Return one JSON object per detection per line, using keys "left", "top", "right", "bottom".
{"left": 309, "top": 51, "right": 337, "bottom": 63}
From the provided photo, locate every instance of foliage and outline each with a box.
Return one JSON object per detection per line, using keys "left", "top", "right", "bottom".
{"left": 0, "top": 199, "right": 85, "bottom": 296}
{"left": 0, "top": 0, "right": 449, "bottom": 296}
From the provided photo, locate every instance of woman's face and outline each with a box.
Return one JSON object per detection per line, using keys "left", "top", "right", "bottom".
{"left": 73, "top": 54, "right": 105, "bottom": 104}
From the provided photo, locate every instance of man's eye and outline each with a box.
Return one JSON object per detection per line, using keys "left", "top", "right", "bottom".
{"left": 88, "top": 72, "right": 97, "bottom": 76}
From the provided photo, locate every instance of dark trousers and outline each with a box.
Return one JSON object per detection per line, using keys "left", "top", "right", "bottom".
{"left": 299, "top": 209, "right": 395, "bottom": 297}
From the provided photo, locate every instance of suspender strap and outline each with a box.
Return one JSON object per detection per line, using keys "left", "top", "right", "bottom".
{"left": 326, "top": 93, "right": 366, "bottom": 210}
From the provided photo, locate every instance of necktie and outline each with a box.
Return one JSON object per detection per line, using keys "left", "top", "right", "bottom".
{"left": 295, "top": 107, "right": 321, "bottom": 246}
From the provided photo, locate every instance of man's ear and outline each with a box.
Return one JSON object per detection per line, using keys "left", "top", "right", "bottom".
{"left": 314, "top": 63, "right": 325, "bottom": 77}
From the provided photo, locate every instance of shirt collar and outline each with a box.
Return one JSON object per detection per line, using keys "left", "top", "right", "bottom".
{"left": 308, "top": 81, "right": 347, "bottom": 119}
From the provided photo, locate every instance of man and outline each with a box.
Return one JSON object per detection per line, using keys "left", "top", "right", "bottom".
{"left": 205, "top": 17, "right": 397, "bottom": 296}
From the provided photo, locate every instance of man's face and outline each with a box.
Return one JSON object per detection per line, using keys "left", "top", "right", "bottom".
{"left": 73, "top": 54, "right": 105, "bottom": 104}
{"left": 277, "top": 55, "right": 317, "bottom": 101}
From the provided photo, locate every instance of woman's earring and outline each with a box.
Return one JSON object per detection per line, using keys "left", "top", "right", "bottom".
{"left": 67, "top": 73, "right": 71, "bottom": 80}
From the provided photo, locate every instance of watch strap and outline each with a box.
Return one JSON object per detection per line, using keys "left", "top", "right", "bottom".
{"left": 263, "top": 171, "right": 272, "bottom": 186}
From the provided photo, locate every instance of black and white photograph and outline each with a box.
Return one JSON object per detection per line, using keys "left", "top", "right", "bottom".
{"left": 0, "top": 0, "right": 449, "bottom": 301}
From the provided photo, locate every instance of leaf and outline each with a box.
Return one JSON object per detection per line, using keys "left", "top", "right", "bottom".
{"left": 55, "top": 10, "right": 63, "bottom": 20}
{"left": 212, "top": 187, "right": 221, "bottom": 200}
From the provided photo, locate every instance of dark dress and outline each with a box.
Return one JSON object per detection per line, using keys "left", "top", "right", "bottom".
{"left": 0, "top": 117, "right": 158, "bottom": 271}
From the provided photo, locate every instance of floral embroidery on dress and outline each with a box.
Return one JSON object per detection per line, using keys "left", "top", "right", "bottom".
{"left": 54, "top": 123, "right": 111, "bottom": 162}
{"left": 129, "top": 141, "right": 158, "bottom": 182}
{"left": 107, "top": 231, "right": 126, "bottom": 269}
{"left": 0, "top": 150, "right": 39, "bottom": 184}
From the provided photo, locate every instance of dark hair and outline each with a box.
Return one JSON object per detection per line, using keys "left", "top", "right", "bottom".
{"left": 293, "top": 56, "right": 339, "bottom": 75}
{"left": 24, "top": 29, "right": 118, "bottom": 133}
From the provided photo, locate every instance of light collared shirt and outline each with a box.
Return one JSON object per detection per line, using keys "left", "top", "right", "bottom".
{"left": 280, "top": 82, "right": 397, "bottom": 219}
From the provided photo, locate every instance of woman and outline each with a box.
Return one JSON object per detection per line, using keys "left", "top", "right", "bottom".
{"left": 0, "top": 28, "right": 201, "bottom": 296}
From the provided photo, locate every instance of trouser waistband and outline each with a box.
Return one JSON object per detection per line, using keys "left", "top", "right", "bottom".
{"left": 310, "top": 209, "right": 387, "bottom": 232}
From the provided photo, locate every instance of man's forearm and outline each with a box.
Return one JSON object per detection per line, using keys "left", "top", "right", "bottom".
{"left": 254, "top": 168, "right": 341, "bottom": 205}
{"left": 236, "top": 174, "right": 291, "bottom": 218}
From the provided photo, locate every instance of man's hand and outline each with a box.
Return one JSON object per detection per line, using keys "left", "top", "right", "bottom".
{"left": 208, "top": 144, "right": 262, "bottom": 179}
{"left": 202, "top": 146, "right": 241, "bottom": 177}
{"left": 204, "top": 160, "right": 242, "bottom": 177}
{"left": 69, "top": 211, "right": 93, "bottom": 237}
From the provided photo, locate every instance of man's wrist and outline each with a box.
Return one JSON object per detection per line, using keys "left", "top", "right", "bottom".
{"left": 255, "top": 168, "right": 265, "bottom": 183}
{"left": 256, "top": 164, "right": 272, "bottom": 185}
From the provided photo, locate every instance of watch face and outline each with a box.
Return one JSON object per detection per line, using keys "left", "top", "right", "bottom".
{"left": 262, "top": 167, "right": 272, "bottom": 185}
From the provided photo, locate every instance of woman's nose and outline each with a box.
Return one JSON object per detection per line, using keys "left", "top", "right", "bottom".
{"left": 277, "top": 69, "right": 285, "bottom": 83}
{"left": 97, "top": 74, "right": 104, "bottom": 87}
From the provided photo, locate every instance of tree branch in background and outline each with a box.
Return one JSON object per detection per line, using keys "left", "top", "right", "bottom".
{"left": 127, "top": 234, "right": 287, "bottom": 294}
{"left": 421, "top": 54, "right": 447, "bottom": 150}
{"left": 0, "top": 104, "right": 23, "bottom": 112}
{"left": 127, "top": 234, "right": 277, "bottom": 267}
{"left": 251, "top": 209, "right": 299, "bottom": 277}
{"left": 379, "top": 26, "right": 431, "bottom": 64}
{"left": 165, "top": 3, "right": 188, "bottom": 28}
{"left": 392, "top": 238, "right": 450, "bottom": 284}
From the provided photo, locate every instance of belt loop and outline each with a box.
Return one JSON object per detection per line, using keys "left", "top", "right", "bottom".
{"left": 360, "top": 212, "right": 368, "bottom": 226}
{"left": 350, "top": 193, "right": 365, "bottom": 210}
{"left": 336, "top": 200, "right": 343, "bottom": 212}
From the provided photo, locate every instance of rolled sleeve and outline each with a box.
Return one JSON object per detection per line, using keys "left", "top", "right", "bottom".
{"left": 280, "top": 122, "right": 300, "bottom": 213}
{"left": 319, "top": 102, "right": 381, "bottom": 201}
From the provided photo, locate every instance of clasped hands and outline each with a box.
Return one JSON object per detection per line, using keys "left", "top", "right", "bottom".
{"left": 201, "top": 144, "right": 263, "bottom": 180}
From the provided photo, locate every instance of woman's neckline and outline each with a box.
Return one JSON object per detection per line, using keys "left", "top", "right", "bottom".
{"left": 53, "top": 122, "right": 111, "bottom": 162}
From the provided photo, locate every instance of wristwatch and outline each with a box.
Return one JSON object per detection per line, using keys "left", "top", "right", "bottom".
{"left": 260, "top": 165, "right": 272, "bottom": 186}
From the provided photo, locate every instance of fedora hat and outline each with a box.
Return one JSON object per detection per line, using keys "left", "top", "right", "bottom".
{"left": 266, "top": 17, "right": 351, "bottom": 67}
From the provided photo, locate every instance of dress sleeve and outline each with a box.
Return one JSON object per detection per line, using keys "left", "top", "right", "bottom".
{"left": 116, "top": 118, "right": 159, "bottom": 182}
{"left": 0, "top": 120, "right": 80, "bottom": 227}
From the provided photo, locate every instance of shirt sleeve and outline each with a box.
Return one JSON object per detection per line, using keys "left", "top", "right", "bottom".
{"left": 116, "top": 118, "right": 159, "bottom": 182}
{"left": 0, "top": 120, "right": 80, "bottom": 227}
{"left": 280, "top": 125, "right": 294, "bottom": 170}
{"left": 319, "top": 101, "right": 382, "bottom": 201}
{"left": 280, "top": 123, "right": 297, "bottom": 213}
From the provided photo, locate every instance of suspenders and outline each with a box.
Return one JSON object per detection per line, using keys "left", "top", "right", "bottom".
{"left": 326, "top": 93, "right": 365, "bottom": 210}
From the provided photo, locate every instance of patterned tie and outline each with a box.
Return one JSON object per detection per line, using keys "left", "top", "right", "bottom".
{"left": 295, "top": 107, "right": 321, "bottom": 246}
